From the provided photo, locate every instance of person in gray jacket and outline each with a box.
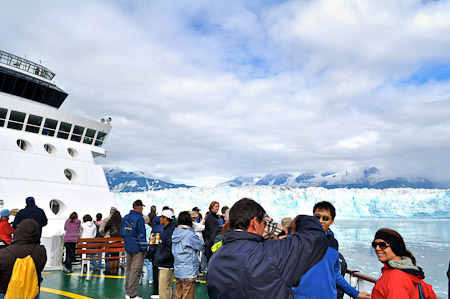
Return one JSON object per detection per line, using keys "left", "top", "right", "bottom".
{"left": 172, "top": 211, "right": 204, "bottom": 299}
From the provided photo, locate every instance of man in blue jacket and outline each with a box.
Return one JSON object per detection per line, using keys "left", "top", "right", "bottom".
{"left": 121, "top": 200, "right": 147, "bottom": 299}
{"left": 154, "top": 209, "right": 176, "bottom": 299}
{"left": 207, "top": 198, "right": 328, "bottom": 299}
{"left": 12, "top": 197, "right": 47, "bottom": 238}
{"left": 292, "top": 201, "right": 371, "bottom": 299}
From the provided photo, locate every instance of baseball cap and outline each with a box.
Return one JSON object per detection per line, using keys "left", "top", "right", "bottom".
{"left": 133, "top": 200, "right": 145, "bottom": 207}
{"left": 160, "top": 209, "right": 175, "bottom": 219}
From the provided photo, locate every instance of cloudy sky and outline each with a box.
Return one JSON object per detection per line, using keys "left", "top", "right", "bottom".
{"left": 2, "top": 0, "right": 450, "bottom": 186}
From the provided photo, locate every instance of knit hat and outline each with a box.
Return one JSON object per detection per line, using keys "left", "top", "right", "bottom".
{"left": 374, "top": 229, "right": 406, "bottom": 257}
{"left": 1, "top": 209, "right": 10, "bottom": 217}
{"left": 26, "top": 196, "right": 35, "bottom": 204}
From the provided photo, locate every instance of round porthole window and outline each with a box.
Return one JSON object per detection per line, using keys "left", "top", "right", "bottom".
{"left": 49, "top": 199, "right": 66, "bottom": 216}
{"left": 17, "top": 139, "right": 30, "bottom": 151}
{"left": 67, "top": 148, "right": 78, "bottom": 158}
{"left": 44, "top": 143, "right": 56, "bottom": 155}
{"left": 0, "top": 200, "right": 3, "bottom": 208}
{"left": 49, "top": 200, "right": 60, "bottom": 215}
{"left": 64, "top": 169, "right": 77, "bottom": 181}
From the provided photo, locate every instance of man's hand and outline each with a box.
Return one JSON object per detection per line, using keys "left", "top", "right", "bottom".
{"left": 357, "top": 291, "right": 371, "bottom": 298}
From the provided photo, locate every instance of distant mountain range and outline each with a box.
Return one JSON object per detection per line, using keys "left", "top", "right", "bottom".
{"left": 104, "top": 168, "right": 194, "bottom": 192}
{"left": 104, "top": 167, "right": 450, "bottom": 192}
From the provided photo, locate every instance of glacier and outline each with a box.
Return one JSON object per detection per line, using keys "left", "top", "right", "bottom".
{"left": 114, "top": 186, "right": 450, "bottom": 222}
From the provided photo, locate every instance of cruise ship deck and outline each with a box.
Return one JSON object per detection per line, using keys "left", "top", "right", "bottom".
{"left": 40, "top": 270, "right": 209, "bottom": 299}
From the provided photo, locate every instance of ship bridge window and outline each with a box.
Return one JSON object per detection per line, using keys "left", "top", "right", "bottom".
{"left": 42, "top": 118, "right": 58, "bottom": 137}
{"left": 32, "top": 85, "right": 46, "bottom": 103}
{"left": 12, "top": 77, "right": 26, "bottom": 97}
{"left": 0, "top": 108, "right": 7, "bottom": 127}
{"left": 23, "top": 80, "right": 37, "bottom": 100}
{"left": 25, "top": 114, "right": 43, "bottom": 134}
{"left": 7, "top": 110, "right": 26, "bottom": 130}
{"left": 2, "top": 73, "right": 15, "bottom": 94}
{"left": 17, "top": 139, "right": 30, "bottom": 151}
{"left": 57, "top": 122, "right": 72, "bottom": 140}
{"left": 83, "top": 128, "right": 96, "bottom": 145}
{"left": 94, "top": 132, "right": 107, "bottom": 147}
{"left": 71, "top": 125, "right": 84, "bottom": 142}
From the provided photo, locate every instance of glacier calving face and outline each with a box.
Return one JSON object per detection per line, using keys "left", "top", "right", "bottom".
{"left": 114, "top": 186, "right": 450, "bottom": 222}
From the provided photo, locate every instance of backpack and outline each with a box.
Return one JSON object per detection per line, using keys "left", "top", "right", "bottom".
{"left": 5, "top": 244, "right": 39, "bottom": 299}
{"left": 110, "top": 224, "right": 120, "bottom": 237}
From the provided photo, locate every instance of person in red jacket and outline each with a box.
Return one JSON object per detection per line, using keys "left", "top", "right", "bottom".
{"left": 372, "top": 228, "right": 436, "bottom": 299}
{"left": 0, "top": 209, "right": 14, "bottom": 245}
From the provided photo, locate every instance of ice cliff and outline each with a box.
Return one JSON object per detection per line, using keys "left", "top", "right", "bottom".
{"left": 114, "top": 186, "right": 450, "bottom": 221}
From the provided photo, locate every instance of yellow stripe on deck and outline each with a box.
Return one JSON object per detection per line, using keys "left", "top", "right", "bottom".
{"left": 68, "top": 273, "right": 125, "bottom": 279}
{"left": 40, "top": 287, "right": 93, "bottom": 299}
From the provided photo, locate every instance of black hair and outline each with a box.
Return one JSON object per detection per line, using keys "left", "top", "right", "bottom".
{"left": 178, "top": 211, "right": 193, "bottom": 227}
{"left": 162, "top": 206, "right": 169, "bottom": 211}
{"left": 229, "top": 198, "right": 265, "bottom": 231}
{"left": 108, "top": 211, "right": 122, "bottom": 226}
{"left": 313, "top": 201, "right": 336, "bottom": 219}
{"left": 96, "top": 213, "right": 102, "bottom": 222}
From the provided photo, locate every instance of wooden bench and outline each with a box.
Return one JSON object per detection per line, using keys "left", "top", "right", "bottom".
{"left": 76, "top": 237, "right": 125, "bottom": 280}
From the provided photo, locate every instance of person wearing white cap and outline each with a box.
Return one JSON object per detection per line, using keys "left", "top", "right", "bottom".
{"left": 154, "top": 209, "right": 176, "bottom": 299}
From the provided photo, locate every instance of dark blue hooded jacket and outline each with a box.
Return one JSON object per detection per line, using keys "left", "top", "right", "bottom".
{"left": 154, "top": 221, "right": 175, "bottom": 268}
{"left": 120, "top": 210, "right": 147, "bottom": 254}
{"left": 207, "top": 215, "right": 328, "bottom": 299}
{"left": 12, "top": 204, "right": 48, "bottom": 237}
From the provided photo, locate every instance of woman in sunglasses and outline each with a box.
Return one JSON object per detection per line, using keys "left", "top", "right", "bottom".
{"left": 371, "top": 228, "right": 436, "bottom": 299}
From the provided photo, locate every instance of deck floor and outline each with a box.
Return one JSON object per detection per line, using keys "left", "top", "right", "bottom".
{"left": 40, "top": 269, "right": 209, "bottom": 299}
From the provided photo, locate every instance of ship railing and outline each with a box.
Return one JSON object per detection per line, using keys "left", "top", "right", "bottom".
{"left": 346, "top": 268, "right": 447, "bottom": 299}
{"left": 0, "top": 50, "right": 55, "bottom": 81}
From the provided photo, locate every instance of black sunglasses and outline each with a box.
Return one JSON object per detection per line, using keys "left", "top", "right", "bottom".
{"left": 314, "top": 214, "right": 330, "bottom": 221}
{"left": 372, "top": 241, "right": 390, "bottom": 249}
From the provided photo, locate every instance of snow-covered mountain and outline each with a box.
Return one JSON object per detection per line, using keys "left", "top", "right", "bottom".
{"left": 104, "top": 168, "right": 193, "bottom": 192}
{"left": 219, "top": 167, "right": 449, "bottom": 189}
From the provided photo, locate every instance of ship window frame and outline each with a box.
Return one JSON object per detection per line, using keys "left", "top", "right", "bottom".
{"left": 83, "top": 128, "right": 96, "bottom": 145}
{"left": 0, "top": 200, "right": 3, "bottom": 208}
{"left": 42, "top": 118, "right": 58, "bottom": 137}
{"left": 71, "top": 125, "right": 84, "bottom": 142}
{"left": 94, "top": 131, "right": 107, "bottom": 147}
{"left": 57, "top": 121, "right": 72, "bottom": 140}
{"left": 25, "top": 114, "right": 43, "bottom": 134}
{"left": 7, "top": 110, "right": 26, "bottom": 130}
{"left": 0, "top": 107, "right": 7, "bottom": 127}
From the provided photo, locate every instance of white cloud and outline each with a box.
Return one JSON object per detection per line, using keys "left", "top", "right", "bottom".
{"left": 2, "top": 0, "right": 450, "bottom": 186}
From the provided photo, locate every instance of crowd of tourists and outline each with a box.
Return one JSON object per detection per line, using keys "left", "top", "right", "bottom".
{"left": 0, "top": 196, "right": 440, "bottom": 299}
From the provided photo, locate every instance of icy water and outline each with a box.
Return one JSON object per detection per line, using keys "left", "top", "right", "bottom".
{"left": 333, "top": 219, "right": 450, "bottom": 298}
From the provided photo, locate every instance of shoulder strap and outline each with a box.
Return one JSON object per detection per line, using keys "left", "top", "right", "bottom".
{"left": 5, "top": 243, "right": 38, "bottom": 259}
{"left": 418, "top": 282, "right": 424, "bottom": 299}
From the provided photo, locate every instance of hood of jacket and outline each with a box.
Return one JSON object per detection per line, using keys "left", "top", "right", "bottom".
{"left": 83, "top": 221, "right": 95, "bottom": 228}
{"left": 386, "top": 256, "right": 425, "bottom": 279}
{"left": 172, "top": 226, "right": 195, "bottom": 243}
{"left": 13, "top": 219, "right": 40, "bottom": 244}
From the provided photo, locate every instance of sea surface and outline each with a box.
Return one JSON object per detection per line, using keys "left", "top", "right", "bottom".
{"left": 333, "top": 219, "right": 450, "bottom": 298}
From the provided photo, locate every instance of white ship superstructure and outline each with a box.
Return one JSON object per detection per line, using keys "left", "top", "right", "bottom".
{"left": 0, "top": 50, "right": 116, "bottom": 267}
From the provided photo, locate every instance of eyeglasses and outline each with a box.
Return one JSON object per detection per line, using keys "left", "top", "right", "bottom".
{"left": 314, "top": 215, "right": 330, "bottom": 221}
{"left": 372, "top": 241, "right": 390, "bottom": 249}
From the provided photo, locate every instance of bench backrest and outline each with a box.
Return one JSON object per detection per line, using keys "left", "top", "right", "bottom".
{"left": 75, "top": 237, "right": 125, "bottom": 255}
